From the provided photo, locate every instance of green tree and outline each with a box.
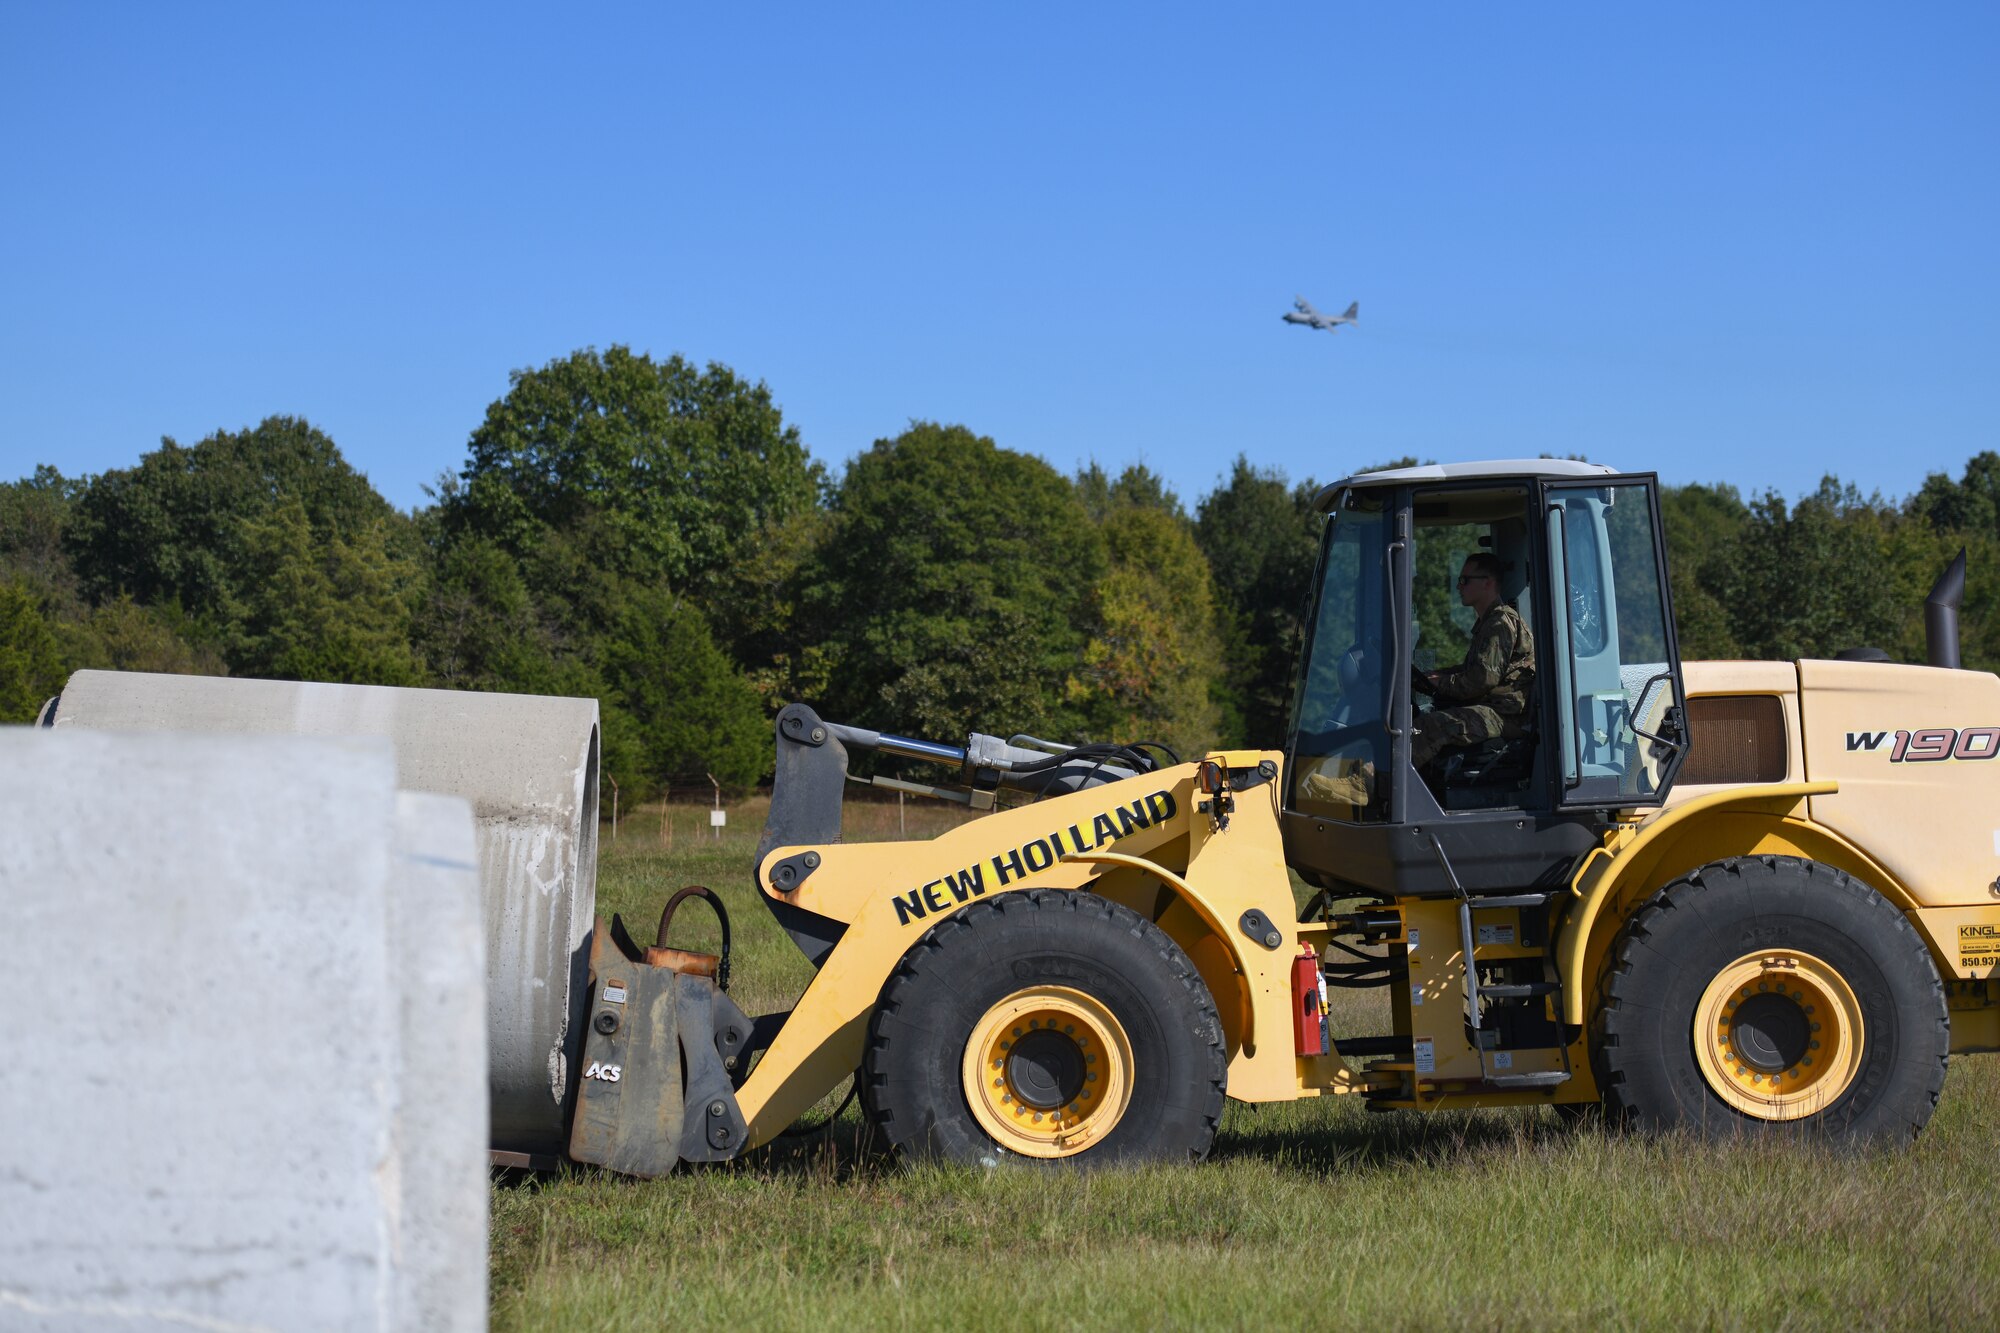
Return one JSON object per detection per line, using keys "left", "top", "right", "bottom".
{"left": 0, "top": 466, "right": 84, "bottom": 601}
{"left": 0, "top": 581, "right": 66, "bottom": 722}
{"left": 1723, "top": 480, "right": 1912, "bottom": 662}
{"left": 414, "top": 534, "right": 532, "bottom": 690}
{"left": 222, "top": 499, "right": 426, "bottom": 684}
{"left": 700, "top": 507, "right": 837, "bottom": 710}
{"left": 440, "top": 346, "right": 823, "bottom": 606}
{"left": 67, "top": 417, "right": 406, "bottom": 624}
{"left": 1071, "top": 501, "right": 1222, "bottom": 757}
{"left": 1659, "top": 482, "right": 1749, "bottom": 660}
{"left": 5, "top": 464, "right": 224, "bottom": 684}
{"left": 1074, "top": 461, "right": 1182, "bottom": 521}
{"left": 1911, "top": 451, "right": 2000, "bottom": 538}
{"left": 412, "top": 532, "right": 587, "bottom": 695}
{"left": 811, "top": 422, "right": 1105, "bottom": 740}
{"left": 598, "top": 587, "right": 768, "bottom": 793}
{"left": 56, "top": 597, "right": 227, "bottom": 677}
{"left": 1194, "top": 457, "right": 1324, "bottom": 747}
{"left": 410, "top": 530, "right": 648, "bottom": 783}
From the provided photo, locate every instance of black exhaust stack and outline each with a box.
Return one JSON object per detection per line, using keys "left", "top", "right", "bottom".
{"left": 1926, "top": 548, "right": 1967, "bottom": 670}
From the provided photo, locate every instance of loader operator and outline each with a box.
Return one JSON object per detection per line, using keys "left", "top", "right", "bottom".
{"left": 1304, "top": 553, "right": 1535, "bottom": 808}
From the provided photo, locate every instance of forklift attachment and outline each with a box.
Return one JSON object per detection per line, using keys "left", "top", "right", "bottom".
{"left": 567, "top": 894, "right": 748, "bottom": 1176}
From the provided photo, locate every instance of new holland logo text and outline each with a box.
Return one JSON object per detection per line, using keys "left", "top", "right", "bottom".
{"left": 1846, "top": 727, "right": 2000, "bottom": 762}
{"left": 890, "top": 789, "right": 1178, "bottom": 926}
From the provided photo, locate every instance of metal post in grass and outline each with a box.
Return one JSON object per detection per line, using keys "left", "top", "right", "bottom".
{"left": 608, "top": 775, "right": 618, "bottom": 843}
{"left": 707, "top": 772, "right": 723, "bottom": 842}
{"left": 660, "top": 788, "right": 670, "bottom": 848}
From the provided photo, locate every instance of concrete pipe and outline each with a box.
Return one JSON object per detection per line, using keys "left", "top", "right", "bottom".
{"left": 46, "top": 669, "right": 600, "bottom": 1156}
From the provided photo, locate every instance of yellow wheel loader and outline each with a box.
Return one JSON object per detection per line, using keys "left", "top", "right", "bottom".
{"left": 562, "top": 459, "right": 2000, "bottom": 1171}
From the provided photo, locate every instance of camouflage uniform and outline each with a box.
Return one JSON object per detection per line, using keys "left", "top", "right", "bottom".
{"left": 1300, "top": 602, "right": 1537, "bottom": 810}
{"left": 1411, "top": 602, "right": 1535, "bottom": 770}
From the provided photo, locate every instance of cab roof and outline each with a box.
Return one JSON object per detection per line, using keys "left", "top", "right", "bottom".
{"left": 1312, "top": 458, "right": 1619, "bottom": 510}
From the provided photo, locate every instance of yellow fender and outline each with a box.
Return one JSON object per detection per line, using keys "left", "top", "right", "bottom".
{"left": 1552, "top": 780, "right": 1940, "bottom": 1026}
{"left": 732, "top": 754, "right": 1302, "bottom": 1147}
{"left": 1059, "top": 845, "right": 1307, "bottom": 1102}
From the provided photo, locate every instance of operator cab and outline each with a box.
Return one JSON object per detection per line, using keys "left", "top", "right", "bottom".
{"left": 1283, "top": 461, "right": 1689, "bottom": 897}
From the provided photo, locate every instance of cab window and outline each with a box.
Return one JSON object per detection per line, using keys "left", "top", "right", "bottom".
{"left": 1289, "top": 490, "right": 1390, "bottom": 823}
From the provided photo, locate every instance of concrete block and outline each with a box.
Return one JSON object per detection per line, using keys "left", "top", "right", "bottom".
{"left": 0, "top": 731, "right": 488, "bottom": 1332}
{"left": 48, "top": 670, "right": 601, "bottom": 1155}
{"left": 389, "top": 792, "right": 488, "bottom": 1333}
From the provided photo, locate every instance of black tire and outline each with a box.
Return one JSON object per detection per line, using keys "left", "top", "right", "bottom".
{"left": 1595, "top": 856, "right": 1948, "bottom": 1142}
{"left": 863, "top": 888, "right": 1227, "bottom": 1166}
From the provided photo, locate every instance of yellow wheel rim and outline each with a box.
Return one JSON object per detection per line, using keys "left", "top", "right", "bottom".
{"left": 1692, "top": 949, "right": 1864, "bottom": 1121}
{"left": 961, "top": 986, "right": 1133, "bottom": 1159}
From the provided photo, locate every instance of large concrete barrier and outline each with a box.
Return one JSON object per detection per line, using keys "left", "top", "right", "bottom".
{"left": 46, "top": 670, "right": 600, "bottom": 1155}
{"left": 391, "top": 791, "right": 490, "bottom": 1332}
{"left": 0, "top": 730, "right": 487, "bottom": 1331}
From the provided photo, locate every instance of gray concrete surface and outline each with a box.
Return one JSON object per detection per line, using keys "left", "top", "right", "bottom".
{"left": 0, "top": 731, "right": 488, "bottom": 1331}
{"left": 48, "top": 670, "right": 601, "bottom": 1154}
{"left": 390, "top": 792, "right": 489, "bottom": 1333}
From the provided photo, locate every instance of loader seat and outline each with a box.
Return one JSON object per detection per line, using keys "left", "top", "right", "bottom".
{"left": 1426, "top": 590, "right": 1538, "bottom": 811}
{"left": 1436, "top": 710, "right": 1538, "bottom": 811}
{"left": 1445, "top": 730, "right": 1535, "bottom": 784}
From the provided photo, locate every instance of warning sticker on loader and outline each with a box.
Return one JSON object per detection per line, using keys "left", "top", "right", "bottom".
{"left": 1475, "top": 924, "right": 1515, "bottom": 947}
{"left": 1413, "top": 1038, "right": 1435, "bottom": 1073}
{"left": 1959, "top": 924, "right": 2000, "bottom": 971}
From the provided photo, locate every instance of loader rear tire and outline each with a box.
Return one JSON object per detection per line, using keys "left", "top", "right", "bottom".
{"left": 864, "top": 888, "right": 1227, "bottom": 1166}
{"left": 1594, "top": 856, "right": 1948, "bottom": 1142}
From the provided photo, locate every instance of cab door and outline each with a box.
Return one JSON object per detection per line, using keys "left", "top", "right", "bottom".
{"left": 1540, "top": 475, "right": 1689, "bottom": 808}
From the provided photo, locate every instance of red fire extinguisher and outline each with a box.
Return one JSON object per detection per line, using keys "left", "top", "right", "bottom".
{"left": 1292, "top": 945, "right": 1330, "bottom": 1057}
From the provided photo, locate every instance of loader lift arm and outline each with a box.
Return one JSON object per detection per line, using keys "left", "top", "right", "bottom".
{"left": 754, "top": 702, "right": 1158, "bottom": 968}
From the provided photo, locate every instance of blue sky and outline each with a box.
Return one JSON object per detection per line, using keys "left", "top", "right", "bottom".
{"left": 3, "top": 5, "right": 1995, "bottom": 513}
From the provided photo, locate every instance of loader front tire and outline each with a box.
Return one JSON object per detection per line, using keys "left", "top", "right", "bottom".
{"left": 1595, "top": 856, "right": 1948, "bottom": 1142}
{"left": 864, "top": 888, "right": 1227, "bottom": 1166}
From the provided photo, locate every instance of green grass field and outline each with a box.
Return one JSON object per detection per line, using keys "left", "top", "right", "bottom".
{"left": 491, "top": 798, "right": 2000, "bottom": 1330}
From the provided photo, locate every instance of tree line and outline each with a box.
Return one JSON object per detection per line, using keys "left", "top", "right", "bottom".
{"left": 4, "top": 344, "right": 1997, "bottom": 796}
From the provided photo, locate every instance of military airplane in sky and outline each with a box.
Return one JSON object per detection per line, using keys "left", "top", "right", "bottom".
{"left": 1282, "top": 296, "right": 1358, "bottom": 333}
